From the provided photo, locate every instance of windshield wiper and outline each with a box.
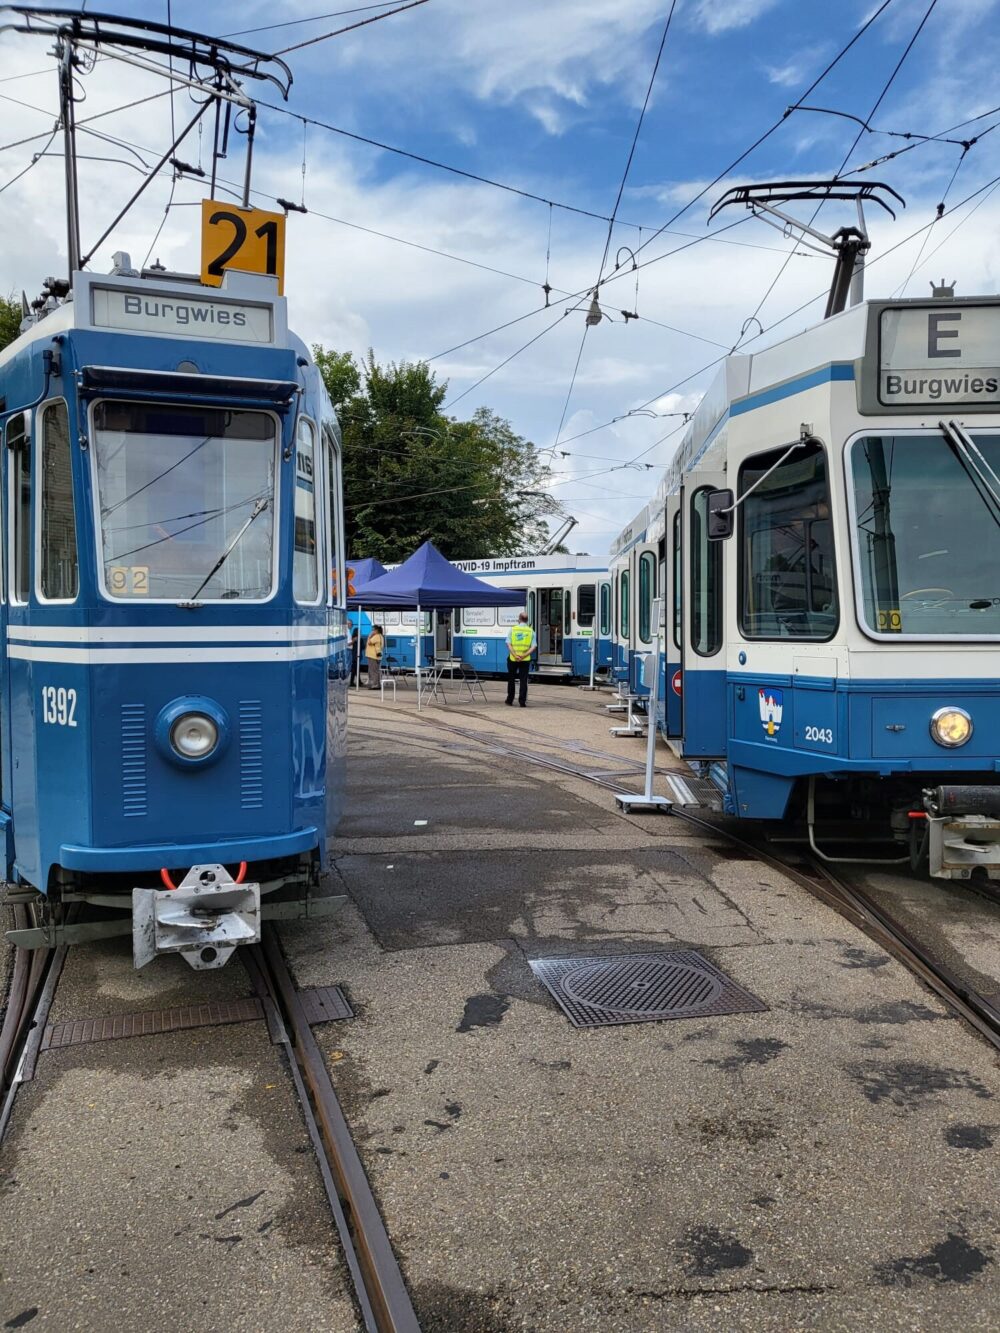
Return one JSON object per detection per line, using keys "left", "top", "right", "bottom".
{"left": 939, "top": 420, "right": 1000, "bottom": 531}
{"left": 188, "top": 496, "right": 270, "bottom": 601}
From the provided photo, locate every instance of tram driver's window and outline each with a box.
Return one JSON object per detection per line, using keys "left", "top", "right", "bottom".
{"left": 7, "top": 412, "right": 30, "bottom": 604}
{"left": 578, "top": 583, "right": 596, "bottom": 628}
{"left": 40, "top": 400, "right": 79, "bottom": 602}
{"left": 638, "top": 550, "right": 655, "bottom": 642}
{"left": 739, "top": 440, "right": 837, "bottom": 640}
{"left": 294, "top": 418, "right": 320, "bottom": 604}
{"left": 691, "top": 488, "right": 722, "bottom": 656}
{"left": 599, "top": 582, "right": 610, "bottom": 636}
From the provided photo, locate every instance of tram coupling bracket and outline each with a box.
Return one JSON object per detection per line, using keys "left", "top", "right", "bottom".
{"left": 133, "top": 864, "right": 261, "bottom": 970}
{"left": 925, "top": 815, "right": 1000, "bottom": 882}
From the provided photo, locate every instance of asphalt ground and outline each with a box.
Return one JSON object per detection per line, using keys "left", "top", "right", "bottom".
{"left": 282, "top": 679, "right": 1000, "bottom": 1332}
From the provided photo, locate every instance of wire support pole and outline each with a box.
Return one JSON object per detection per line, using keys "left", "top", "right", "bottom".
{"left": 56, "top": 33, "right": 80, "bottom": 278}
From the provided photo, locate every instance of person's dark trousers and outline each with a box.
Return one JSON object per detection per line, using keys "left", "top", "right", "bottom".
{"left": 506, "top": 658, "right": 530, "bottom": 706}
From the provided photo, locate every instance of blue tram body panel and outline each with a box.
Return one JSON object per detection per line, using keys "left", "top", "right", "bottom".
{"left": 0, "top": 268, "right": 349, "bottom": 962}
{"left": 609, "top": 294, "right": 1000, "bottom": 878}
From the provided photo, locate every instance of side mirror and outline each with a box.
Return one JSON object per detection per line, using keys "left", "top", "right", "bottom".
{"left": 707, "top": 488, "right": 735, "bottom": 540}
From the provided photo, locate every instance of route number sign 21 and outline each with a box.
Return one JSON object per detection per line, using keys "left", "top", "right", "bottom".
{"left": 200, "top": 200, "right": 286, "bottom": 294}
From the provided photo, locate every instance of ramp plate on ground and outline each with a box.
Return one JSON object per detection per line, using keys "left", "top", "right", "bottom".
{"left": 298, "top": 985, "right": 354, "bottom": 1024}
{"left": 529, "top": 950, "right": 767, "bottom": 1028}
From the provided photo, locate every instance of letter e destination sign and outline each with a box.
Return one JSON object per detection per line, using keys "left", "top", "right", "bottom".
{"left": 879, "top": 305, "right": 1000, "bottom": 406}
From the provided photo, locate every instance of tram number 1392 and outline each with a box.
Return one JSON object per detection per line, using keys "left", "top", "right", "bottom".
{"left": 41, "top": 686, "right": 78, "bottom": 728}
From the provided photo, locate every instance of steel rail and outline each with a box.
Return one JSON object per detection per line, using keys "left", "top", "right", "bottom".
{"left": 246, "top": 931, "right": 420, "bottom": 1333}
{"left": 0, "top": 908, "right": 66, "bottom": 1143}
{"left": 386, "top": 709, "right": 1000, "bottom": 1052}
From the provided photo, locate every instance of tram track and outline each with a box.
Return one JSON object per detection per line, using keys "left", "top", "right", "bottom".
{"left": 0, "top": 903, "right": 417, "bottom": 1332}
{"left": 243, "top": 933, "right": 420, "bottom": 1333}
{"left": 377, "top": 702, "right": 1000, "bottom": 1055}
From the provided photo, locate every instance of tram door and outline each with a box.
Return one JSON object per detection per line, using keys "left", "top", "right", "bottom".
{"left": 536, "top": 587, "right": 565, "bottom": 663}
{"left": 435, "top": 610, "right": 452, "bottom": 657}
{"left": 680, "top": 473, "right": 727, "bottom": 757}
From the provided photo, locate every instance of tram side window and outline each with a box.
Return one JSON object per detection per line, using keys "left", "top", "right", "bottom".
{"left": 563, "top": 589, "right": 571, "bottom": 635}
{"left": 294, "top": 418, "right": 320, "bottom": 604}
{"left": 578, "top": 583, "right": 596, "bottom": 628}
{"left": 690, "top": 488, "right": 722, "bottom": 656}
{"left": 739, "top": 441, "right": 837, "bottom": 640}
{"left": 599, "top": 582, "right": 610, "bottom": 636}
{"left": 619, "top": 570, "right": 630, "bottom": 638}
{"left": 672, "top": 511, "right": 681, "bottom": 649}
{"left": 323, "top": 423, "right": 344, "bottom": 609}
{"left": 638, "top": 551, "right": 655, "bottom": 642}
{"left": 7, "top": 412, "right": 30, "bottom": 604}
{"left": 40, "top": 400, "right": 79, "bottom": 601}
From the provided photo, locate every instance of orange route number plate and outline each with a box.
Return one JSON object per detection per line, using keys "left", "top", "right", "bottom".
{"left": 200, "top": 200, "right": 286, "bottom": 293}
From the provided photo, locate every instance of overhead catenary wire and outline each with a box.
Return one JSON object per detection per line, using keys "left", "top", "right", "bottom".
{"left": 273, "top": 0, "right": 431, "bottom": 55}
{"left": 737, "top": 0, "right": 941, "bottom": 337}
{"left": 553, "top": 3, "right": 678, "bottom": 450}
{"left": 225, "top": 5, "right": 403, "bottom": 38}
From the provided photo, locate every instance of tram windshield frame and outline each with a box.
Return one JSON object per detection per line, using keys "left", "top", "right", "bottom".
{"left": 846, "top": 427, "right": 1000, "bottom": 640}
{"left": 90, "top": 399, "right": 280, "bottom": 604}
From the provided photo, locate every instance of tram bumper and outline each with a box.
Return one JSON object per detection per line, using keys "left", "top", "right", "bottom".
{"left": 133, "top": 864, "right": 261, "bottom": 970}
{"left": 923, "top": 787, "right": 1000, "bottom": 881}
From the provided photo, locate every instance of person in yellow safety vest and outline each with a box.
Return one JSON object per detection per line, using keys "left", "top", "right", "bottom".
{"left": 505, "top": 612, "right": 537, "bottom": 707}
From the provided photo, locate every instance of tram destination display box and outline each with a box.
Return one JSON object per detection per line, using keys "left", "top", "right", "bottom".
{"left": 859, "top": 297, "right": 1000, "bottom": 413}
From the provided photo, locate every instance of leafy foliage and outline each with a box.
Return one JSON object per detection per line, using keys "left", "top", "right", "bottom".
{"left": 314, "top": 346, "right": 558, "bottom": 562}
{"left": 0, "top": 294, "right": 22, "bottom": 353}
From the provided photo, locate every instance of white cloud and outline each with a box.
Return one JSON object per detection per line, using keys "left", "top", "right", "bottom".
{"left": 688, "top": 0, "right": 781, "bottom": 36}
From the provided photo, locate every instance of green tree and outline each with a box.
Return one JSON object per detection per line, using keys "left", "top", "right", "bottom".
{"left": 314, "top": 346, "right": 558, "bottom": 562}
{"left": 0, "top": 294, "right": 22, "bottom": 352}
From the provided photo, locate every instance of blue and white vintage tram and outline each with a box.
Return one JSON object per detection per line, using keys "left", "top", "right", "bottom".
{"left": 623, "top": 291, "right": 1000, "bottom": 880}
{"left": 0, "top": 263, "right": 349, "bottom": 966}
{"left": 448, "top": 555, "right": 611, "bottom": 679}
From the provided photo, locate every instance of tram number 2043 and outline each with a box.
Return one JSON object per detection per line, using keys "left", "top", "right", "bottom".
{"left": 803, "top": 725, "right": 833, "bottom": 745}
{"left": 40, "top": 685, "right": 78, "bottom": 728}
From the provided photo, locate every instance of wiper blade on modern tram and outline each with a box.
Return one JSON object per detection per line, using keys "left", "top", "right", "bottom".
{"left": 187, "top": 496, "right": 270, "bottom": 601}
{"left": 938, "top": 419, "right": 1000, "bottom": 532}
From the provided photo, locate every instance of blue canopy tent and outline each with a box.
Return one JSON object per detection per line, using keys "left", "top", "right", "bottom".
{"left": 346, "top": 557, "right": 388, "bottom": 689}
{"left": 351, "top": 541, "right": 525, "bottom": 703}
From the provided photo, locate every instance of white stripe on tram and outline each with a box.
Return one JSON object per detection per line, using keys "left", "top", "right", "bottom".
{"left": 6, "top": 625, "right": 328, "bottom": 644}
{"left": 6, "top": 644, "right": 331, "bottom": 665}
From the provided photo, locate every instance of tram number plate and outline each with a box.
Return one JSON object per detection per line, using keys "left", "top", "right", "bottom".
{"left": 41, "top": 686, "right": 77, "bottom": 728}
{"left": 201, "top": 200, "right": 286, "bottom": 294}
{"left": 109, "top": 565, "right": 149, "bottom": 596}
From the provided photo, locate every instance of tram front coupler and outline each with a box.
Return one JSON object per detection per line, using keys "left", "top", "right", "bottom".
{"left": 922, "top": 787, "right": 1000, "bottom": 881}
{"left": 133, "top": 864, "right": 261, "bottom": 970}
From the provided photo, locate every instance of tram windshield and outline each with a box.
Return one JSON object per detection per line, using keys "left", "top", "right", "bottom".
{"left": 850, "top": 432, "right": 1000, "bottom": 636}
{"left": 93, "top": 401, "right": 277, "bottom": 601}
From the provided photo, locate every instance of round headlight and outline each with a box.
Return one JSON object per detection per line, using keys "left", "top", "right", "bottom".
{"left": 930, "top": 706, "right": 973, "bottom": 748}
{"left": 170, "top": 712, "right": 219, "bottom": 759}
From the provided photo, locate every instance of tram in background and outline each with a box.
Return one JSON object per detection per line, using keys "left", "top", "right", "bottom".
{"left": 0, "top": 262, "right": 349, "bottom": 968}
{"left": 615, "top": 287, "right": 1000, "bottom": 881}
{"left": 448, "top": 556, "right": 611, "bottom": 680}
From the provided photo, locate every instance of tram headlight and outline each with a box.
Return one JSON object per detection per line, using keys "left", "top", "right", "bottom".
{"left": 169, "top": 712, "right": 219, "bottom": 760}
{"left": 929, "top": 707, "right": 973, "bottom": 749}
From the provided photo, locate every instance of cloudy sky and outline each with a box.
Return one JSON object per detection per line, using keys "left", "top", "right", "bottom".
{"left": 3, "top": 0, "right": 1000, "bottom": 554}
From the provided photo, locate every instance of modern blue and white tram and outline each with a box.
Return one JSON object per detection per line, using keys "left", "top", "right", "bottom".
{"left": 0, "top": 264, "right": 349, "bottom": 966}
{"left": 628, "top": 292, "right": 1000, "bottom": 881}
{"left": 447, "top": 556, "right": 611, "bottom": 679}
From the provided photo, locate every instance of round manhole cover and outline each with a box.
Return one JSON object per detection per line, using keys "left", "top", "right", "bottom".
{"left": 562, "top": 957, "right": 722, "bottom": 1016}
